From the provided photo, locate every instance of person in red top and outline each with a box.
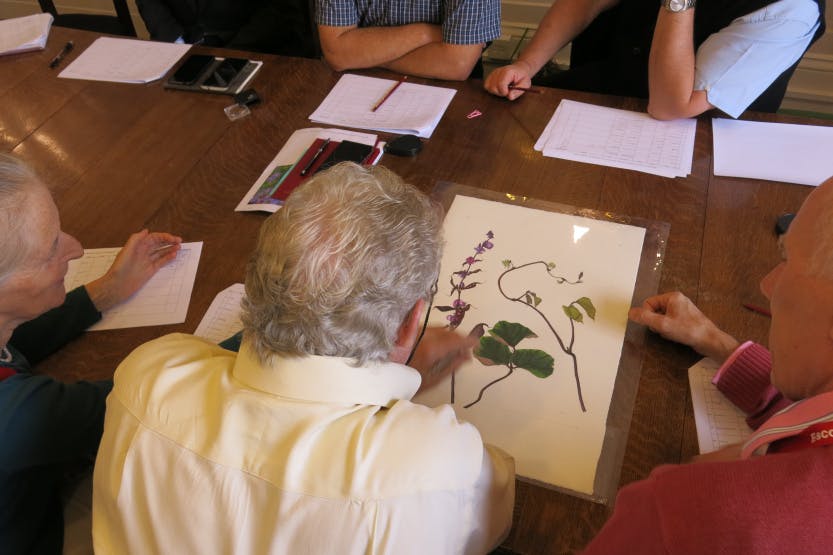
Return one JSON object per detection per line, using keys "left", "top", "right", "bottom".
{"left": 584, "top": 175, "right": 833, "bottom": 554}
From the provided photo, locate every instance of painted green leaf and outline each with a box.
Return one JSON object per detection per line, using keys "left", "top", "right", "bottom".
{"left": 524, "top": 292, "right": 533, "bottom": 305}
{"left": 533, "top": 294, "right": 542, "bottom": 307}
{"left": 489, "top": 320, "right": 537, "bottom": 348}
{"left": 563, "top": 304, "right": 583, "bottom": 323}
{"left": 475, "top": 336, "right": 512, "bottom": 366}
{"left": 547, "top": 262, "right": 556, "bottom": 270}
{"left": 502, "top": 259, "right": 512, "bottom": 268}
{"left": 512, "top": 349, "right": 554, "bottom": 378}
{"left": 434, "top": 305, "right": 455, "bottom": 312}
{"left": 576, "top": 296, "right": 596, "bottom": 320}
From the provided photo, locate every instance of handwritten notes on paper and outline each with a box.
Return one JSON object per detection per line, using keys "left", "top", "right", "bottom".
{"left": 59, "top": 37, "right": 190, "bottom": 83}
{"left": 536, "top": 100, "right": 696, "bottom": 178}
{"left": 688, "top": 358, "right": 751, "bottom": 454}
{"left": 64, "top": 242, "right": 202, "bottom": 330}
{"left": 713, "top": 118, "right": 833, "bottom": 186}
{"left": 194, "top": 283, "right": 245, "bottom": 343}
{"left": 309, "top": 74, "right": 456, "bottom": 138}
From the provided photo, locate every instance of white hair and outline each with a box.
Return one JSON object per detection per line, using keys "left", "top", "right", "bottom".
{"left": 0, "top": 154, "right": 42, "bottom": 283}
{"left": 241, "top": 163, "right": 443, "bottom": 365}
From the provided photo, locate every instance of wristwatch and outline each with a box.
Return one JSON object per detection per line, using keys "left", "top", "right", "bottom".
{"left": 662, "top": 0, "right": 696, "bottom": 12}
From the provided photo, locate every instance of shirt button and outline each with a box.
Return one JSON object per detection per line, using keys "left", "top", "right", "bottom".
{"left": 632, "top": 47, "right": 642, "bottom": 56}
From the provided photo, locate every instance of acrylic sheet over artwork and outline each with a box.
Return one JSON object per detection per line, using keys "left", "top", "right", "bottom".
{"left": 414, "top": 195, "right": 646, "bottom": 497}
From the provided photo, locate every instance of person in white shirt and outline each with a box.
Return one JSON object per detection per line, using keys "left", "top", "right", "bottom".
{"left": 92, "top": 162, "right": 515, "bottom": 554}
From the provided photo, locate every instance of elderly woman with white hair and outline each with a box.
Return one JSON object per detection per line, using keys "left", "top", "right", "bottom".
{"left": 0, "top": 153, "right": 181, "bottom": 554}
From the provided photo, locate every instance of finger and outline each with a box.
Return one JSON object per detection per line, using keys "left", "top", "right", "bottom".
{"left": 147, "top": 232, "right": 183, "bottom": 246}
{"left": 507, "top": 89, "right": 525, "bottom": 101}
{"left": 630, "top": 307, "right": 666, "bottom": 332}
{"left": 151, "top": 246, "right": 180, "bottom": 270}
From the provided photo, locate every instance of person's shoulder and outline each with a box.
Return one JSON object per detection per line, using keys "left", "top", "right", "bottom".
{"left": 369, "top": 401, "right": 485, "bottom": 483}
{"left": 113, "top": 333, "right": 233, "bottom": 391}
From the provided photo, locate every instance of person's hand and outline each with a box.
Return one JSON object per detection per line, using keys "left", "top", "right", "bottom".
{"left": 85, "top": 230, "right": 182, "bottom": 312}
{"left": 628, "top": 292, "right": 740, "bottom": 363}
{"left": 410, "top": 326, "right": 477, "bottom": 394}
{"left": 484, "top": 61, "right": 534, "bottom": 100}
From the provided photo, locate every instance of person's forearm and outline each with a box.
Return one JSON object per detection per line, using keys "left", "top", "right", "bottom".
{"left": 382, "top": 42, "right": 483, "bottom": 81}
{"left": 648, "top": 8, "right": 712, "bottom": 119}
{"left": 516, "top": 0, "right": 618, "bottom": 76}
{"left": 319, "top": 24, "right": 441, "bottom": 71}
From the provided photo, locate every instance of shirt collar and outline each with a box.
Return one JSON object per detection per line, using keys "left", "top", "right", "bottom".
{"left": 742, "top": 390, "right": 833, "bottom": 458}
{"left": 232, "top": 341, "right": 422, "bottom": 407}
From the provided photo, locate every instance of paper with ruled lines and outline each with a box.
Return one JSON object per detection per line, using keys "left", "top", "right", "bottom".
{"left": 64, "top": 242, "right": 202, "bottom": 330}
{"left": 536, "top": 99, "right": 696, "bottom": 178}
{"left": 309, "top": 74, "right": 456, "bottom": 138}
{"left": 688, "top": 358, "right": 752, "bottom": 454}
{"left": 194, "top": 283, "right": 245, "bottom": 343}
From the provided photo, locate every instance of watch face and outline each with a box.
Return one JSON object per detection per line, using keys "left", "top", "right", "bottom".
{"left": 669, "top": 0, "right": 686, "bottom": 10}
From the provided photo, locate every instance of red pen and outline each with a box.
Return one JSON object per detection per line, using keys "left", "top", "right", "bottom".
{"left": 742, "top": 302, "right": 771, "bottom": 317}
{"left": 372, "top": 76, "right": 407, "bottom": 112}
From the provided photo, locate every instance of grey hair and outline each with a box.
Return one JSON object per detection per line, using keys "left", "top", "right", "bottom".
{"left": 241, "top": 162, "right": 444, "bottom": 365}
{"left": 0, "top": 154, "right": 41, "bottom": 283}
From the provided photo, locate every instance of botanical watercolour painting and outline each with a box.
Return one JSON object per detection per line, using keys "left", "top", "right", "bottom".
{"left": 414, "top": 195, "right": 646, "bottom": 496}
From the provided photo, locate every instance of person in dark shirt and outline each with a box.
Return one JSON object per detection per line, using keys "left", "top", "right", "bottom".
{"left": 136, "top": 0, "right": 318, "bottom": 57}
{"left": 0, "top": 153, "right": 181, "bottom": 554}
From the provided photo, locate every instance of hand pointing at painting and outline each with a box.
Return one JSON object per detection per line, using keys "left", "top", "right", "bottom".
{"left": 410, "top": 327, "right": 477, "bottom": 394}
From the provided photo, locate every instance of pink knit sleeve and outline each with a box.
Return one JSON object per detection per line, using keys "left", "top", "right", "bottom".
{"left": 711, "top": 341, "right": 790, "bottom": 429}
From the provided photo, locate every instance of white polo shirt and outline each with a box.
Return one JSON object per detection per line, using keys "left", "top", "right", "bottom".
{"left": 93, "top": 334, "right": 515, "bottom": 554}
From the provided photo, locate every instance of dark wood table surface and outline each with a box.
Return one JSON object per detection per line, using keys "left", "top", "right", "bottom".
{"left": 3, "top": 26, "right": 829, "bottom": 554}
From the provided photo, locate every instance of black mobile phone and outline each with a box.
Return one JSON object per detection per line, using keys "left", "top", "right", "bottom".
{"left": 203, "top": 58, "right": 248, "bottom": 89}
{"left": 315, "top": 141, "right": 374, "bottom": 173}
{"left": 170, "top": 54, "right": 214, "bottom": 86}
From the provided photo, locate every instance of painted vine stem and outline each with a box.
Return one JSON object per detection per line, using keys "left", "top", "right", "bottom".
{"left": 497, "top": 260, "right": 594, "bottom": 412}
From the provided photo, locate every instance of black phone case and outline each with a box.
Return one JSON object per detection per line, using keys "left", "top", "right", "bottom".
{"left": 315, "top": 141, "right": 374, "bottom": 173}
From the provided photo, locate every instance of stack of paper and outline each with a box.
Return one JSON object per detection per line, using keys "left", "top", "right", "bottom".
{"left": 309, "top": 74, "right": 456, "bottom": 138}
{"left": 536, "top": 99, "right": 697, "bottom": 178}
{"left": 59, "top": 37, "right": 190, "bottom": 83}
{"left": 0, "top": 13, "right": 53, "bottom": 56}
{"left": 236, "top": 127, "right": 381, "bottom": 213}
{"left": 713, "top": 118, "right": 833, "bottom": 186}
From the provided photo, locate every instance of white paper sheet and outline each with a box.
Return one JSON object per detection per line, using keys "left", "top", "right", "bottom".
{"left": 64, "top": 242, "right": 203, "bottom": 330}
{"left": 194, "top": 283, "right": 245, "bottom": 343}
{"left": 712, "top": 118, "right": 833, "bottom": 187}
{"left": 58, "top": 37, "right": 190, "bottom": 83}
{"left": 0, "top": 13, "right": 53, "bottom": 56}
{"left": 236, "top": 127, "right": 379, "bottom": 213}
{"left": 309, "top": 74, "right": 456, "bottom": 138}
{"left": 688, "top": 358, "right": 751, "bottom": 454}
{"left": 536, "top": 99, "right": 696, "bottom": 178}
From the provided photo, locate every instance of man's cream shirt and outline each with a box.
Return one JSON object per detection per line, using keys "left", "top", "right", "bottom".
{"left": 93, "top": 334, "right": 514, "bottom": 554}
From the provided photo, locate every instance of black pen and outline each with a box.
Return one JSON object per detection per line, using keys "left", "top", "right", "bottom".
{"left": 49, "top": 41, "right": 74, "bottom": 69}
{"left": 300, "top": 138, "right": 330, "bottom": 176}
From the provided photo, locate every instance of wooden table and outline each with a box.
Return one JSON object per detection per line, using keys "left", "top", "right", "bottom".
{"left": 2, "top": 26, "right": 829, "bottom": 554}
